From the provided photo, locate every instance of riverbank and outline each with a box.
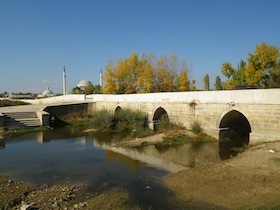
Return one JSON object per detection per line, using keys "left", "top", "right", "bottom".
{"left": 0, "top": 174, "right": 135, "bottom": 210}
{"left": 164, "top": 141, "right": 280, "bottom": 209}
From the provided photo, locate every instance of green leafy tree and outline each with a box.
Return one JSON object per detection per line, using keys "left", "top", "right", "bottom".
{"left": 203, "top": 74, "right": 210, "bottom": 91}
{"left": 215, "top": 76, "right": 223, "bottom": 90}
{"left": 221, "top": 62, "right": 235, "bottom": 79}
{"left": 84, "top": 85, "right": 94, "bottom": 95}
{"left": 268, "top": 61, "right": 280, "bottom": 88}
{"left": 71, "top": 87, "right": 83, "bottom": 94}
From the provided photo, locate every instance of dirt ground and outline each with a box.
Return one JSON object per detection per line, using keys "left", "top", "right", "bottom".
{"left": 164, "top": 141, "right": 280, "bottom": 209}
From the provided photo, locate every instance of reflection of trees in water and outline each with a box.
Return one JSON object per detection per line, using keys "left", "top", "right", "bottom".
{"left": 106, "top": 150, "right": 140, "bottom": 171}
{"left": 189, "top": 141, "right": 204, "bottom": 167}
{"left": 0, "top": 140, "right": 5, "bottom": 149}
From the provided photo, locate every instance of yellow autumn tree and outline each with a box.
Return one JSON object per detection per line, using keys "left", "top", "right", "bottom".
{"left": 103, "top": 53, "right": 191, "bottom": 93}
{"left": 136, "top": 54, "right": 154, "bottom": 93}
{"left": 103, "top": 62, "right": 117, "bottom": 94}
{"left": 244, "top": 64, "right": 263, "bottom": 86}
{"left": 176, "top": 59, "right": 190, "bottom": 91}
{"left": 246, "top": 42, "right": 280, "bottom": 87}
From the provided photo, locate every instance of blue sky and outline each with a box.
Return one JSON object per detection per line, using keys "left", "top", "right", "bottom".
{"left": 1, "top": 0, "right": 279, "bottom": 93}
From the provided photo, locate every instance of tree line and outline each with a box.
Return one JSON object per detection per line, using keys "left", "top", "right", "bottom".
{"left": 72, "top": 42, "right": 279, "bottom": 94}
{"left": 102, "top": 53, "right": 194, "bottom": 94}
{"left": 211, "top": 42, "right": 279, "bottom": 90}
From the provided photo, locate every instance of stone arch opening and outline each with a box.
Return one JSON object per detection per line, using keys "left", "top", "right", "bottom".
{"left": 152, "top": 107, "right": 169, "bottom": 131}
{"left": 115, "top": 106, "right": 122, "bottom": 114}
{"left": 219, "top": 110, "right": 251, "bottom": 160}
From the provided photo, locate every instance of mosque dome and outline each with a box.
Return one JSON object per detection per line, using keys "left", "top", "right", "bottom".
{"left": 38, "top": 87, "right": 54, "bottom": 98}
{"left": 77, "top": 80, "right": 92, "bottom": 90}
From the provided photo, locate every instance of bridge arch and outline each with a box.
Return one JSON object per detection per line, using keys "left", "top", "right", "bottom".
{"left": 152, "top": 107, "right": 169, "bottom": 130}
{"left": 115, "top": 106, "right": 122, "bottom": 114}
{"left": 218, "top": 109, "right": 251, "bottom": 159}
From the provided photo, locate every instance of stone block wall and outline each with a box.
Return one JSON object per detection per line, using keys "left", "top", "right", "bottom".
{"left": 92, "top": 99, "right": 280, "bottom": 143}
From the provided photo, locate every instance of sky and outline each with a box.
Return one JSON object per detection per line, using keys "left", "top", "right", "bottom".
{"left": 0, "top": 0, "right": 279, "bottom": 94}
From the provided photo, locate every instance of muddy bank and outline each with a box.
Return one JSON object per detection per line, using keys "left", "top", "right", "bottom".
{"left": 164, "top": 141, "right": 280, "bottom": 209}
{"left": 0, "top": 174, "right": 137, "bottom": 210}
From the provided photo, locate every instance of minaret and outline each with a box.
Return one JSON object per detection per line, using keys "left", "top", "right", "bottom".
{"left": 99, "top": 69, "right": 103, "bottom": 87}
{"left": 63, "top": 66, "right": 66, "bottom": 95}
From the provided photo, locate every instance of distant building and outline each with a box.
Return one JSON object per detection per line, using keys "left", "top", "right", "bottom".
{"left": 37, "top": 87, "right": 54, "bottom": 98}
{"left": 77, "top": 80, "right": 92, "bottom": 91}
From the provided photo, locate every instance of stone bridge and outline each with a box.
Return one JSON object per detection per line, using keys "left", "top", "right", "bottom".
{"left": 88, "top": 89, "right": 280, "bottom": 144}
{"left": 1, "top": 89, "right": 279, "bottom": 144}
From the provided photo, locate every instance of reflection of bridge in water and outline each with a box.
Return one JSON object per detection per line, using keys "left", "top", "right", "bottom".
{"left": 32, "top": 131, "right": 222, "bottom": 173}
{"left": 93, "top": 140, "right": 221, "bottom": 173}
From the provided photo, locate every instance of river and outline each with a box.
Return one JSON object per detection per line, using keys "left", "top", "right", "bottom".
{"left": 0, "top": 127, "right": 235, "bottom": 209}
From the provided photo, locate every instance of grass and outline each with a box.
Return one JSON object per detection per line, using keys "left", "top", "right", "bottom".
{"left": 271, "top": 157, "right": 280, "bottom": 164}
{"left": 155, "top": 132, "right": 216, "bottom": 149}
{"left": 3, "top": 127, "right": 51, "bottom": 137}
{"left": 0, "top": 99, "right": 30, "bottom": 107}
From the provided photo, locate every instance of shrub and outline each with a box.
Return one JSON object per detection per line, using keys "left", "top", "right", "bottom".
{"left": 190, "top": 120, "right": 203, "bottom": 134}
{"left": 91, "top": 109, "right": 114, "bottom": 131}
{"left": 113, "top": 108, "right": 148, "bottom": 132}
{"left": 156, "top": 113, "right": 172, "bottom": 131}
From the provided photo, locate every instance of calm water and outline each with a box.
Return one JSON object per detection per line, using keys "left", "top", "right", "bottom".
{"left": 0, "top": 128, "right": 233, "bottom": 209}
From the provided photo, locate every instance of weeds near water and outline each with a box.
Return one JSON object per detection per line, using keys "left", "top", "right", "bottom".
{"left": 190, "top": 120, "right": 203, "bottom": 134}
{"left": 90, "top": 109, "right": 114, "bottom": 132}
{"left": 230, "top": 146, "right": 248, "bottom": 153}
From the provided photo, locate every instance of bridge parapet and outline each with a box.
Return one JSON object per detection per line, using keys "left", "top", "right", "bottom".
{"left": 89, "top": 89, "right": 280, "bottom": 105}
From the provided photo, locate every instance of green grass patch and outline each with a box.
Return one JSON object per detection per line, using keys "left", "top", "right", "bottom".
{"left": 271, "top": 157, "right": 280, "bottom": 164}
{"left": 0, "top": 99, "right": 30, "bottom": 107}
{"left": 230, "top": 146, "right": 248, "bottom": 153}
{"left": 155, "top": 133, "right": 216, "bottom": 149}
{"left": 3, "top": 127, "right": 51, "bottom": 137}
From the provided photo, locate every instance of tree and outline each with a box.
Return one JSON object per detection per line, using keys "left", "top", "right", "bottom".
{"left": 84, "top": 85, "right": 94, "bottom": 95}
{"left": 190, "top": 80, "right": 196, "bottom": 91}
{"left": 221, "top": 62, "right": 235, "bottom": 79}
{"left": 268, "top": 61, "right": 280, "bottom": 88}
{"left": 136, "top": 54, "right": 154, "bottom": 93}
{"left": 103, "top": 61, "right": 117, "bottom": 94}
{"left": 245, "top": 42, "right": 280, "bottom": 87}
{"left": 71, "top": 87, "right": 83, "bottom": 94}
{"left": 203, "top": 74, "right": 210, "bottom": 91}
{"left": 215, "top": 76, "right": 223, "bottom": 90}
{"left": 177, "top": 69, "right": 190, "bottom": 91}
{"left": 103, "top": 53, "right": 191, "bottom": 94}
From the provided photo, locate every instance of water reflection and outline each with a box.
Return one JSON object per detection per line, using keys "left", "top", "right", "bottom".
{"left": 95, "top": 140, "right": 221, "bottom": 173}
{"left": 219, "top": 129, "right": 249, "bottom": 160}
{"left": 1, "top": 130, "right": 231, "bottom": 174}
{"left": 0, "top": 129, "right": 237, "bottom": 209}
{"left": 0, "top": 140, "right": 5, "bottom": 149}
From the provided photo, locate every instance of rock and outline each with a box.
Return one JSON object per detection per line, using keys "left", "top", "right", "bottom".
{"left": 269, "top": 149, "right": 275, "bottom": 154}
{"left": 20, "top": 203, "right": 35, "bottom": 210}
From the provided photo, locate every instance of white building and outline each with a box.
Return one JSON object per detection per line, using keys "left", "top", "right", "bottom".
{"left": 77, "top": 80, "right": 92, "bottom": 90}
